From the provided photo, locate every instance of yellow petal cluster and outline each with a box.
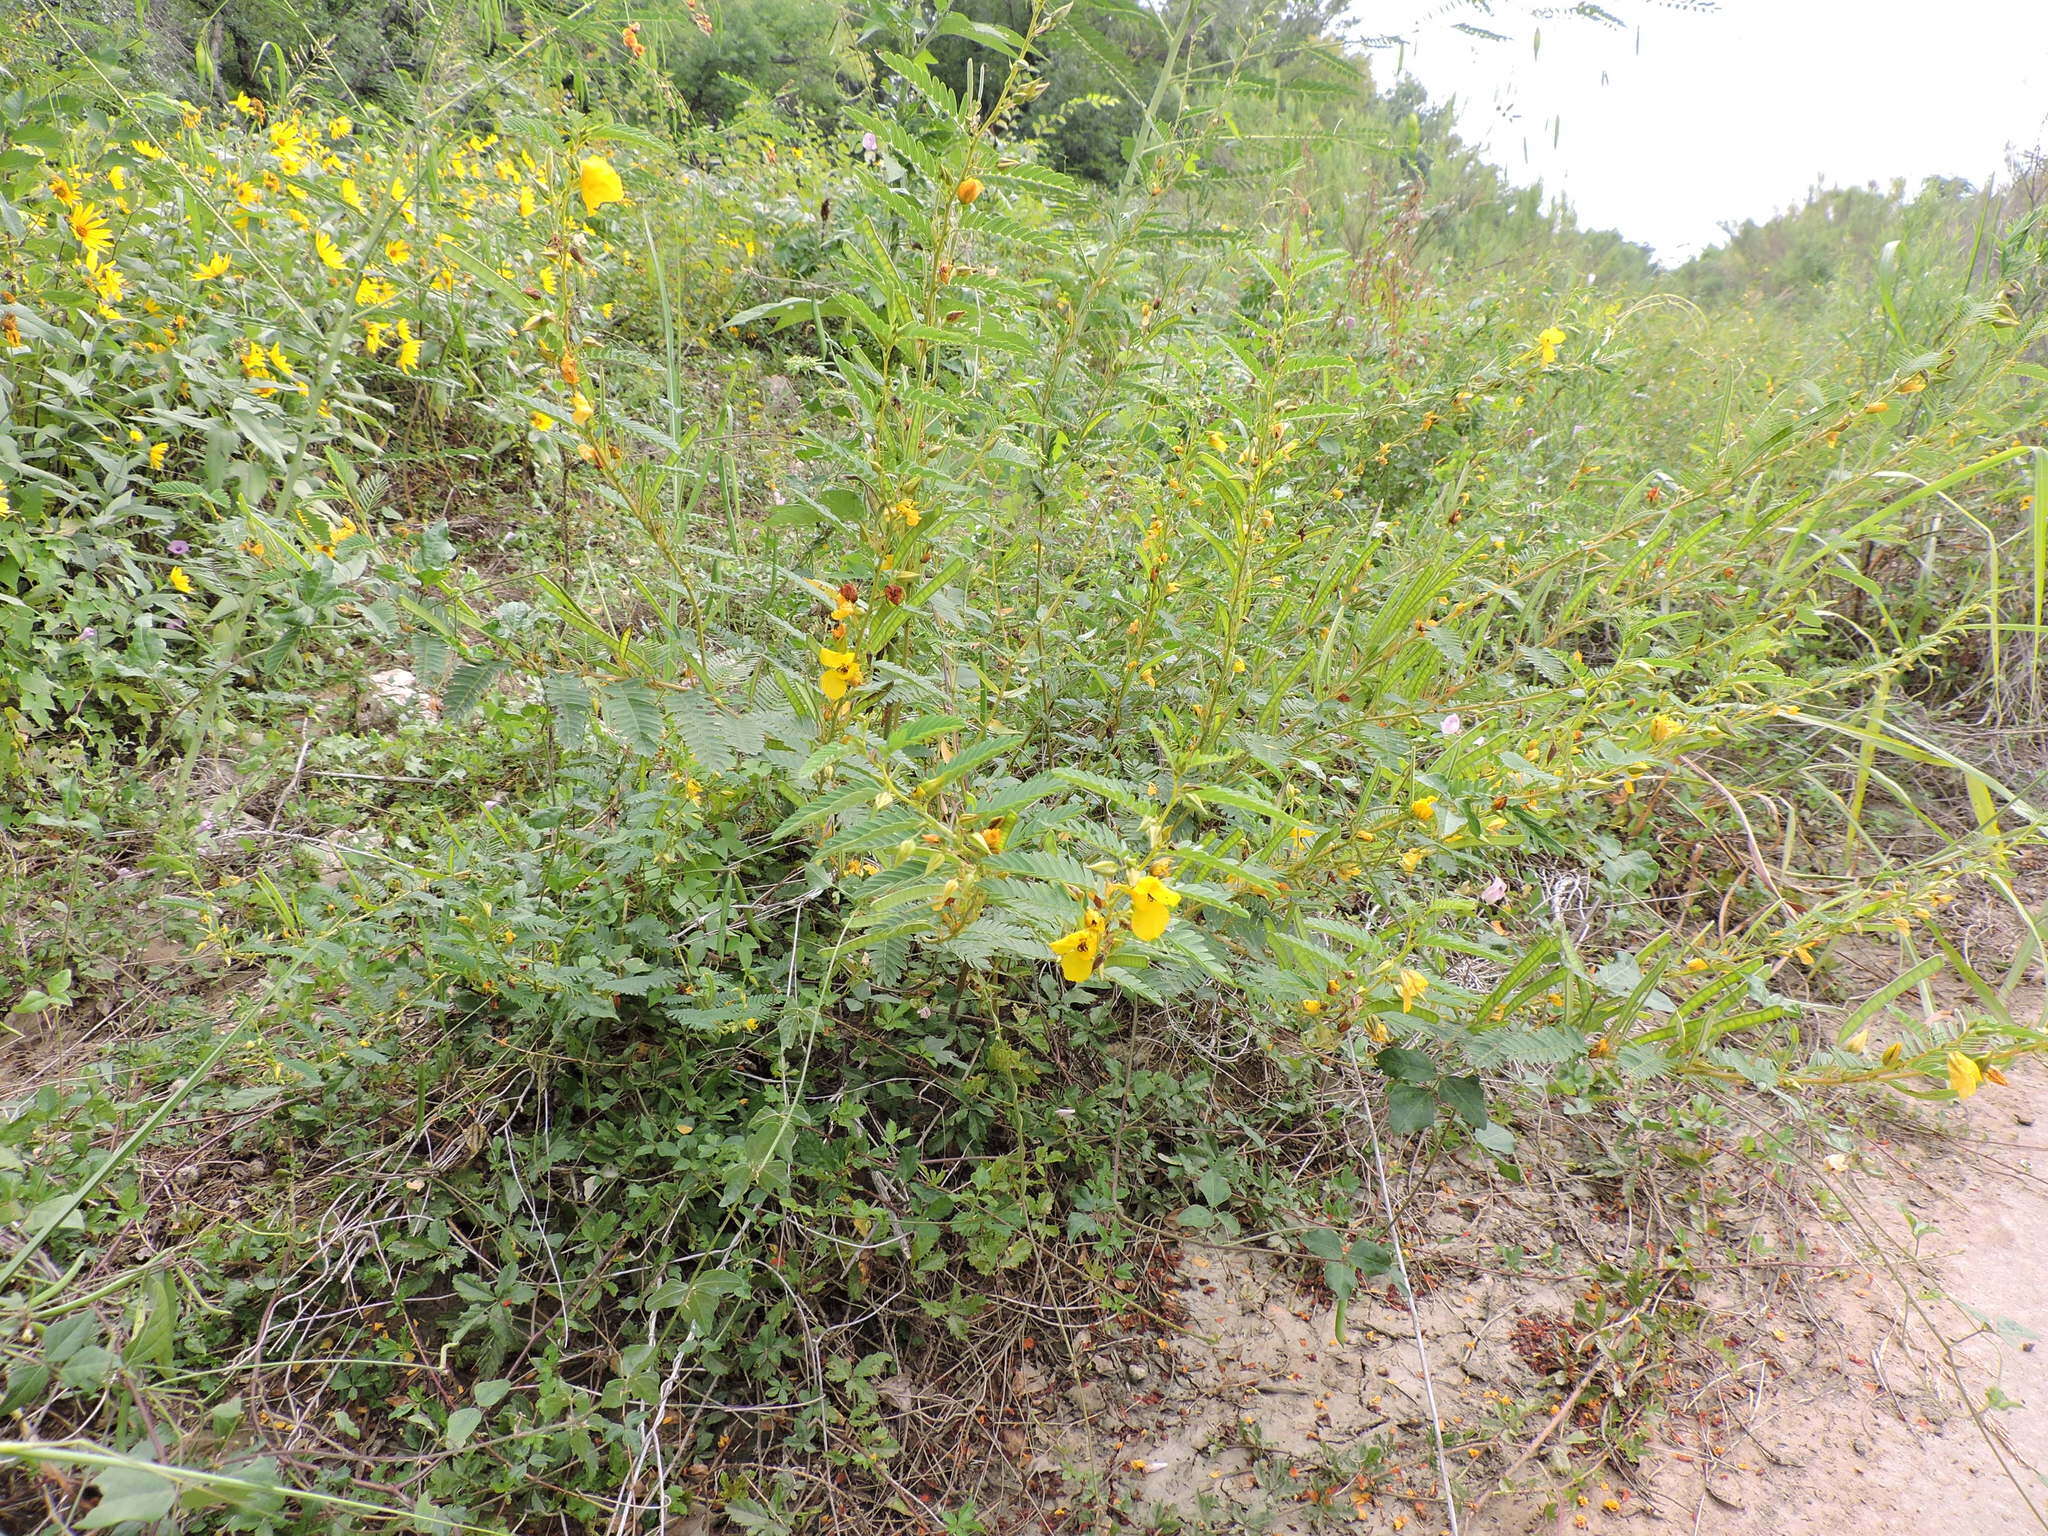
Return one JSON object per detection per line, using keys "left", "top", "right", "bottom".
{"left": 818, "top": 647, "right": 863, "bottom": 700}
{"left": 1049, "top": 911, "right": 1107, "bottom": 983}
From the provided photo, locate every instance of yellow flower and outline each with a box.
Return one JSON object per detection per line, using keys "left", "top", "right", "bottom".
{"left": 131, "top": 139, "right": 164, "bottom": 161}
{"left": 395, "top": 318, "right": 421, "bottom": 373}
{"left": 362, "top": 319, "right": 387, "bottom": 354}
{"left": 571, "top": 390, "right": 594, "bottom": 426}
{"left": 978, "top": 823, "right": 1006, "bottom": 854}
{"left": 167, "top": 565, "right": 193, "bottom": 594}
{"left": 1946, "top": 1052, "right": 1982, "bottom": 1098}
{"left": 1128, "top": 874, "right": 1180, "bottom": 942}
{"left": 190, "top": 252, "right": 231, "bottom": 281}
{"left": 818, "top": 646, "right": 863, "bottom": 700}
{"left": 355, "top": 275, "right": 397, "bottom": 307}
{"left": 68, "top": 201, "right": 113, "bottom": 264}
{"left": 1537, "top": 325, "right": 1566, "bottom": 365}
{"left": 531, "top": 410, "right": 554, "bottom": 432}
{"left": 328, "top": 115, "right": 353, "bottom": 138}
{"left": 386, "top": 238, "right": 412, "bottom": 265}
{"left": 107, "top": 166, "right": 127, "bottom": 192}
{"left": 1049, "top": 911, "right": 1106, "bottom": 983}
{"left": 1844, "top": 1028, "right": 1870, "bottom": 1054}
{"left": 955, "top": 176, "right": 983, "bottom": 204}
{"left": 315, "top": 230, "right": 347, "bottom": 269}
{"left": 1410, "top": 796, "right": 1436, "bottom": 822}
{"left": 579, "top": 156, "right": 625, "bottom": 214}
{"left": 1396, "top": 968, "right": 1430, "bottom": 1011}
{"left": 1400, "top": 848, "right": 1425, "bottom": 873}
{"left": 340, "top": 177, "right": 365, "bottom": 213}
{"left": 148, "top": 441, "right": 168, "bottom": 470}
{"left": 1649, "top": 715, "right": 1682, "bottom": 745}
{"left": 518, "top": 185, "right": 536, "bottom": 220}
{"left": 1300, "top": 998, "right": 1324, "bottom": 1016}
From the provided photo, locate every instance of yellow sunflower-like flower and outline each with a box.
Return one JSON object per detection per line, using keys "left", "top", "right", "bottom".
{"left": 191, "top": 252, "right": 231, "bottom": 281}
{"left": 1128, "top": 873, "right": 1181, "bottom": 942}
{"left": 1049, "top": 910, "right": 1107, "bottom": 984}
{"left": 315, "top": 230, "right": 347, "bottom": 270}
{"left": 818, "top": 647, "right": 863, "bottom": 700}
{"left": 394, "top": 318, "right": 421, "bottom": 373}
{"left": 579, "top": 156, "right": 625, "bottom": 214}
{"left": 68, "top": 201, "right": 113, "bottom": 264}
{"left": 167, "top": 565, "right": 193, "bottom": 594}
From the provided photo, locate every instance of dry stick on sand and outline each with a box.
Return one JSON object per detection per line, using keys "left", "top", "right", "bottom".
{"left": 1360, "top": 1080, "right": 1464, "bottom": 1535}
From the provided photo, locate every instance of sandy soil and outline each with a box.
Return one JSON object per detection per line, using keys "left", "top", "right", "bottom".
{"left": 1016, "top": 1058, "right": 2048, "bottom": 1536}
{"left": 1639, "top": 1067, "right": 2048, "bottom": 1536}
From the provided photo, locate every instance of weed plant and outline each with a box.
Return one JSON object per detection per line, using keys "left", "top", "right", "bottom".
{"left": 2, "top": 0, "right": 2046, "bottom": 1529}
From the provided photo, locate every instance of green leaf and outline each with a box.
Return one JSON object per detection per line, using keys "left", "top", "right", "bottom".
{"left": 1436, "top": 1074, "right": 1487, "bottom": 1127}
{"left": 541, "top": 673, "right": 591, "bottom": 750}
{"left": 983, "top": 849, "right": 1099, "bottom": 890}
{"left": 598, "top": 679, "right": 663, "bottom": 755}
{"left": 79, "top": 1464, "right": 176, "bottom": 1528}
{"left": 1376, "top": 1047, "right": 1438, "bottom": 1085}
{"left": 934, "top": 11, "right": 1025, "bottom": 54}
{"left": 883, "top": 713, "right": 970, "bottom": 754}
{"left": 1300, "top": 1228, "right": 1347, "bottom": 1262}
{"left": 440, "top": 661, "right": 500, "bottom": 721}
{"left": 1473, "top": 1122, "right": 1518, "bottom": 1158}
{"left": 673, "top": 689, "right": 739, "bottom": 774}
{"left": 1386, "top": 1081, "right": 1438, "bottom": 1135}
{"left": 444, "top": 1405, "right": 483, "bottom": 1450}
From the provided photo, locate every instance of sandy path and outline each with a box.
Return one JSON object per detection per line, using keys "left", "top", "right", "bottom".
{"left": 1653, "top": 1066, "right": 2048, "bottom": 1536}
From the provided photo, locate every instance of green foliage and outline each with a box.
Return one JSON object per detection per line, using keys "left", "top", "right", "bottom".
{"left": 659, "top": 0, "right": 856, "bottom": 121}
{"left": 3, "top": 0, "right": 2048, "bottom": 1529}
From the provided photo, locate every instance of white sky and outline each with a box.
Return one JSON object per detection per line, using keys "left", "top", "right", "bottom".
{"left": 1369, "top": 0, "right": 2048, "bottom": 264}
